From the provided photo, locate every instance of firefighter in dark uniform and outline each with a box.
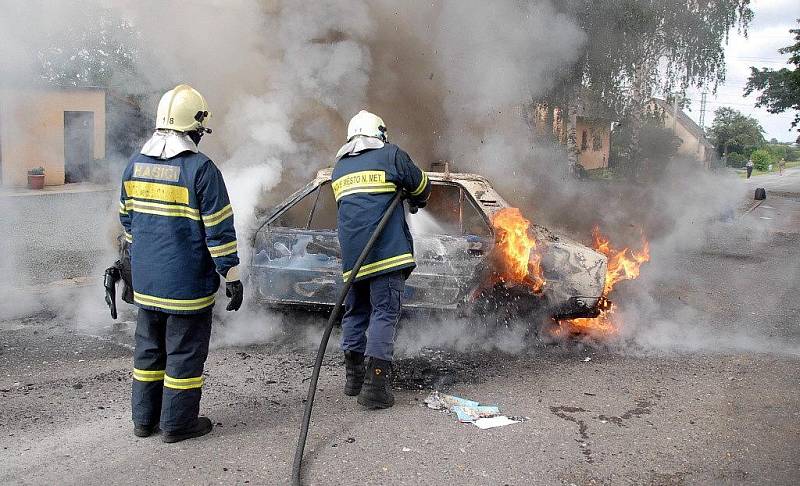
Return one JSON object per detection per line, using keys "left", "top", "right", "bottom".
{"left": 119, "top": 84, "right": 243, "bottom": 442}
{"left": 332, "top": 110, "right": 431, "bottom": 409}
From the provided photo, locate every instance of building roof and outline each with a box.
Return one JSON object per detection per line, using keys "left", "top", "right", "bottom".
{"left": 652, "top": 98, "right": 714, "bottom": 149}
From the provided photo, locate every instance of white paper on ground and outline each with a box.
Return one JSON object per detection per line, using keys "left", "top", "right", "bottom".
{"left": 473, "top": 416, "right": 520, "bottom": 429}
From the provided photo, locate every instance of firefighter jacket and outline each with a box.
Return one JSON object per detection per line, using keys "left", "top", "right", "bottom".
{"left": 332, "top": 142, "right": 431, "bottom": 282}
{"left": 119, "top": 150, "right": 239, "bottom": 314}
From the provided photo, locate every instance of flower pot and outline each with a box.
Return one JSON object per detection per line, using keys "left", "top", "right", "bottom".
{"left": 27, "top": 174, "right": 45, "bottom": 190}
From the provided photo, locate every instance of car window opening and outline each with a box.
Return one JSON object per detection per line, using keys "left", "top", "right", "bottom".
{"left": 269, "top": 181, "right": 490, "bottom": 238}
{"left": 408, "top": 183, "right": 490, "bottom": 237}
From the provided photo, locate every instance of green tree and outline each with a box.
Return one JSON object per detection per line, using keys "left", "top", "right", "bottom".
{"left": 708, "top": 107, "right": 765, "bottom": 161}
{"left": 745, "top": 20, "right": 800, "bottom": 137}
{"left": 765, "top": 144, "right": 788, "bottom": 160}
{"left": 38, "top": 9, "right": 141, "bottom": 88}
{"left": 552, "top": 1, "right": 753, "bottom": 172}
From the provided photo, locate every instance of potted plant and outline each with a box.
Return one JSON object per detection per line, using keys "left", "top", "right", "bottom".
{"left": 27, "top": 166, "right": 45, "bottom": 189}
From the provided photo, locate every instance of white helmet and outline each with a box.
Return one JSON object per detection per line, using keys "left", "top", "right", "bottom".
{"left": 155, "top": 84, "right": 210, "bottom": 133}
{"left": 347, "top": 110, "right": 387, "bottom": 142}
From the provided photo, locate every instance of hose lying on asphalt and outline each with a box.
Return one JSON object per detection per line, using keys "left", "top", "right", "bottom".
{"left": 291, "top": 190, "right": 405, "bottom": 486}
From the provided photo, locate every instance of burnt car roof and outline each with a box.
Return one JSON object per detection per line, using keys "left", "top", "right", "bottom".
{"left": 311, "top": 168, "right": 510, "bottom": 218}
{"left": 314, "top": 167, "right": 493, "bottom": 184}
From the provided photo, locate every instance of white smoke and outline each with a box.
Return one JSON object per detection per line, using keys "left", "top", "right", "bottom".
{"left": 1, "top": 0, "right": 792, "bottom": 361}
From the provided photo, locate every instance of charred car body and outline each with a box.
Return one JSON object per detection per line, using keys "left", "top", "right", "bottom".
{"left": 251, "top": 169, "right": 607, "bottom": 320}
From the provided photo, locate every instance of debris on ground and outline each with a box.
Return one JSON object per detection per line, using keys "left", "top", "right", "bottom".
{"left": 474, "top": 416, "right": 521, "bottom": 429}
{"left": 423, "top": 391, "right": 525, "bottom": 429}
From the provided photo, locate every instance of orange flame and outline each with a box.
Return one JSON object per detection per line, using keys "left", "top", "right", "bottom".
{"left": 592, "top": 227, "right": 650, "bottom": 296}
{"left": 490, "top": 208, "right": 545, "bottom": 293}
{"left": 558, "top": 227, "right": 650, "bottom": 337}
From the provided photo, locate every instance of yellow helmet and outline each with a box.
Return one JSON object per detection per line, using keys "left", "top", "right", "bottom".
{"left": 155, "top": 84, "right": 210, "bottom": 133}
{"left": 347, "top": 110, "right": 387, "bottom": 142}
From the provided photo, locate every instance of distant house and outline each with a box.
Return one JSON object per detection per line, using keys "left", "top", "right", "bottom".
{"left": 575, "top": 117, "right": 612, "bottom": 170}
{"left": 529, "top": 103, "right": 613, "bottom": 170}
{"left": 0, "top": 86, "right": 107, "bottom": 187}
{"left": 650, "top": 98, "right": 715, "bottom": 167}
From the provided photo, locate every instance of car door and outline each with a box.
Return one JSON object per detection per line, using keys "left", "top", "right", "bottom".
{"left": 251, "top": 182, "right": 342, "bottom": 307}
{"left": 405, "top": 182, "right": 494, "bottom": 310}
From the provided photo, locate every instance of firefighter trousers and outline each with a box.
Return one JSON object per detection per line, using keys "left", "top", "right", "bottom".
{"left": 340, "top": 270, "right": 405, "bottom": 362}
{"left": 131, "top": 307, "right": 212, "bottom": 432}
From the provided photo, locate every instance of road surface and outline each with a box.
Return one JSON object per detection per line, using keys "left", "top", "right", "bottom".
{"left": 1, "top": 171, "right": 798, "bottom": 485}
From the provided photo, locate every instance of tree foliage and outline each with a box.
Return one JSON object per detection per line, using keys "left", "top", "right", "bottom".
{"left": 38, "top": 9, "right": 140, "bottom": 88}
{"left": 750, "top": 148, "right": 771, "bottom": 171}
{"left": 745, "top": 20, "right": 800, "bottom": 135}
{"left": 552, "top": 1, "right": 752, "bottom": 174}
{"left": 553, "top": 1, "right": 752, "bottom": 115}
{"left": 610, "top": 102, "right": 681, "bottom": 176}
{"left": 708, "top": 107, "right": 764, "bottom": 159}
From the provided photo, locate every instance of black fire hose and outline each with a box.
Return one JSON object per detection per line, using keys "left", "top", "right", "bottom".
{"left": 291, "top": 190, "right": 406, "bottom": 485}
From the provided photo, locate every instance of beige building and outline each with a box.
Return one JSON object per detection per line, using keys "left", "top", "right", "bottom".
{"left": 575, "top": 117, "right": 611, "bottom": 170}
{"left": 530, "top": 104, "right": 612, "bottom": 170}
{"left": 650, "top": 98, "right": 714, "bottom": 166}
{"left": 0, "top": 87, "right": 106, "bottom": 187}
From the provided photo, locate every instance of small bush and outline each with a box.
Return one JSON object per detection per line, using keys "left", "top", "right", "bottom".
{"left": 27, "top": 166, "right": 45, "bottom": 175}
{"left": 750, "top": 149, "right": 772, "bottom": 171}
{"left": 786, "top": 147, "right": 800, "bottom": 162}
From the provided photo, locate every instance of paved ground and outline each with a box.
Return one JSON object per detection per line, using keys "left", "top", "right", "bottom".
{"left": 1, "top": 170, "right": 799, "bottom": 485}
{"left": 0, "top": 184, "right": 117, "bottom": 285}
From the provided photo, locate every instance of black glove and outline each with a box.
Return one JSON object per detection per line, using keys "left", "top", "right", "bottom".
{"left": 225, "top": 281, "right": 244, "bottom": 311}
{"left": 103, "top": 265, "right": 120, "bottom": 319}
{"left": 408, "top": 200, "right": 426, "bottom": 214}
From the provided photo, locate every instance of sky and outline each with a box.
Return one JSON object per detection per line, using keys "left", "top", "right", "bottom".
{"left": 684, "top": 0, "right": 800, "bottom": 143}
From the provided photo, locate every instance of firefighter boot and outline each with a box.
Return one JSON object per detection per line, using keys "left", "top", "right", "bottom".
{"left": 357, "top": 357, "right": 394, "bottom": 409}
{"left": 133, "top": 423, "right": 159, "bottom": 438}
{"left": 162, "top": 417, "right": 213, "bottom": 443}
{"left": 344, "top": 351, "right": 366, "bottom": 396}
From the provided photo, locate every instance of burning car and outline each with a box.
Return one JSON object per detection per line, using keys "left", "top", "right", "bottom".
{"left": 250, "top": 168, "right": 608, "bottom": 321}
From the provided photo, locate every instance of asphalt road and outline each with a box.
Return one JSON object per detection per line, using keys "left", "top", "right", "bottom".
{"left": 1, "top": 170, "right": 799, "bottom": 485}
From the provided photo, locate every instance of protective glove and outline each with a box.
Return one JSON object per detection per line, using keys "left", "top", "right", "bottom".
{"left": 103, "top": 265, "right": 120, "bottom": 319}
{"left": 407, "top": 199, "right": 426, "bottom": 214}
{"left": 225, "top": 281, "right": 244, "bottom": 311}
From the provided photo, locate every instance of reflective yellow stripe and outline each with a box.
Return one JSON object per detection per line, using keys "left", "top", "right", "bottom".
{"left": 411, "top": 171, "right": 429, "bottom": 196}
{"left": 202, "top": 204, "right": 233, "bottom": 227}
{"left": 133, "top": 368, "right": 165, "bottom": 382}
{"left": 125, "top": 199, "right": 201, "bottom": 220}
{"left": 133, "top": 291, "right": 215, "bottom": 311}
{"left": 208, "top": 240, "right": 238, "bottom": 258}
{"left": 335, "top": 183, "right": 397, "bottom": 201}
{"left": 342, "top": 253, "right": 415, "bottom": 280}
{"left": 164, "top": 374, "right": 204, "bottom": 390}
{"left": 124, "top": 231, "right": 133, "bottom": 243}
{"left": 124, "top": 180, "right": 189, "bottom": 204}
{"left": 332, "top": 170, "right": 398, "bottom": 201}
{"left": 119, "top": 201, "right": 129, "bottom": 215}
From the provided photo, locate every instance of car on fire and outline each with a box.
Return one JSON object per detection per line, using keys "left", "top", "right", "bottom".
{"left": 250, "top": 168, "right": 608, "bottom": 321}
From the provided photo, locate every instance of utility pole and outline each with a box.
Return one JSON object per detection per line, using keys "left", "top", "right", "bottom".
{"left": 699, "top": 91, "right": 708, "bottom": 131}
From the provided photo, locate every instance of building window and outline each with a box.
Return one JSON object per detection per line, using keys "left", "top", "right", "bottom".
{"left": 580, "top": 130, "right": 588, "bottom": 151}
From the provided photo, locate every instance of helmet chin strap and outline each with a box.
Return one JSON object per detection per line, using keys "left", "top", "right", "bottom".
{"left": 188, "top": 129, "right": 204, "bottom": 145}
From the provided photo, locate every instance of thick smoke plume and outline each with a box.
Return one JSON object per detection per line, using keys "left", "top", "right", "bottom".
{"left": 1, "top": 1, "right": 791, "bottom": 357}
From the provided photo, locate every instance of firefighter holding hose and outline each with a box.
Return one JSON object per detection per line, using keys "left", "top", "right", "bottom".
{"left": 114, "top": 84, "right": 243, "bottom": 442}
{"left": 332, "top": 110, "right": 431, "bottom": 408}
